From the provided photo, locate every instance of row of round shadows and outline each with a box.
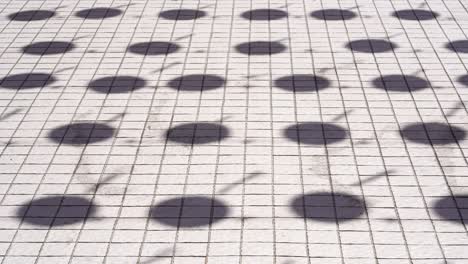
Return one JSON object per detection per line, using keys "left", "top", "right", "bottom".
{"left": 9, "top": 8, "right": 439, "bottom": 22}
{"left": 3, "top": 73, "right": 460, "bottom": 93}
{"left": 48, "top": 121, "right": 465, "bottom": 147}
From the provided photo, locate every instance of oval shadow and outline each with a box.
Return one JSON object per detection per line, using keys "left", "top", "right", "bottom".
{"left": 432, "top": 195, "right": 468, "bottom": 223}
{"left": 150, "top": 196, "right": 229, "bottom": 227}
{"left": 159, "top": 9, "right": 207, "bottom": 20}
{"left": 166, "top": 122, "right": 230, "bottom": 145}
{"left": 291, "top": 192, "right": 366, "bottom": 222}
{"left": 275, "top": 74, "right": 330, "bottom": 92}
{"left": 284, "top": 122, "right": 347, "bottom": 145}
{"left": 235, "top": 41, "right": 286, "bottom": 55}
{"left": 17, "top": 195, "right": 95, "bottom": 227}
{"left": 88, "top": 76, "right": 146, "bottom": 94}
{"left": 457, "top": 74, "right": 468, "bottom": 87}
{"left": 0, "top": 73, "right": 56, "bottom": 90}
{"left": 75, "top": 7, "right": 122, "bottom": 19}
{"left": 48, "top": 122, "right": 115, "bottom": 145}
{"left": 346, "top": 39, "right": 397, "bottom": 53}
{"left": 310, "top": 9, "right": 356, "bottom": 20}
{"left": 392, "top": 9, "right": 439, "bottom": 21}
{"left": 127, "top": 41, "right": 180, "bottom": 55}
{"left": 241, "top": 9, "right": 288, "bottom": 20}
{"left": 22, "top": 41, "right": 75, "bottom": 55}
{"left": 400, "top": 122, "right": 466, "bottom": 145}
{"left": 8, "top": 10, "right": 55, "bottom": 21}
{"left": 446, "top": 40, "right": 468, "bottom": 53}
{"left": 372, "top": 74, "right": 430, "bottom": 92}
{"left": 167, "top": 74, "right": 225, "bottom": 91}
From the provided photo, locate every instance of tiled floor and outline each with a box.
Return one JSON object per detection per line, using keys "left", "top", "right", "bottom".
{"left": 0, "top": 0, "right": 468, "bottom": 263}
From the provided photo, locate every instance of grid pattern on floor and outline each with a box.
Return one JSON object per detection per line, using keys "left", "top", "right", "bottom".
{"left": 0, "top": 0, "right": 468, "bottom": 263}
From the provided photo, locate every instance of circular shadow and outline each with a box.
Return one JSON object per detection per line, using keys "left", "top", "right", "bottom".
{"left": 17, "top": 195, "right": 95, "bottom": 227}
{"left": 446, "top": 40, "right": 468, "bottom": 53}
{"left": 310, "top": 9, "right": 356, "bottom": 20}
{"left": 284, "top": 122, "right": 347, "bottom": 145}
{"left": 75, "top": 7, "right": 122, "bottom": 19}
{"left": 88, "top": 76, "right": 146, "bottom": 94}
{"left": 127, "top": 41, "right": 180, "bottom": 55}
{"left": 235, "top": 41, "right": 286, "bottom": 55}
{"left": 166, "top": 122, "right": 230, "bottom": 144}
{"left": 346, "top": 39, "right": 397, "bottom": 53}
{"left": 457, "top": 75, "right": 468, "bottom": 87}
{"left": 275, "top": 74, "right": 330, "bottom": 92}
{"left": 159, "top": 9, "right": 207, "bottom": 20}
{"left": 401, "top": 122, "right": 466, "bottom": 145}
{"left": 48, "top": 122, "right": 115, "bottom": 145}
{"left": 433, "top": 195, "right": 468, "bottom": 222}
{"left": 392, "top": 9, "right": 439, "bottom": 21}
{"left": 22, "top": 41, "right": 75, "bottom": 55}
{"left": 241, "top": 9, "right": 287, "bottom": 20}
{"left": 0, "top": 73, "right": 56, "bottom": 90}
{"left": 167, "top": 74, "right": 225, "bottom": 91}
{"left": 291, "top": 192, "right": 365, "bottom": 222}
{"left": 8, "top": 10, "right": 55, "bottom": 21}
{"left": 150, "top": 196, "right": 229, "bottom": 227}
{"left": 372, "top": 74, "right": 430, "bottom": 92}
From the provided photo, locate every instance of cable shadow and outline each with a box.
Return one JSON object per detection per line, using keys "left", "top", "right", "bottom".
{"left": 17, "top": 195, "right": 96, "bottom": 227}
{"left": 48, "top": 122, "right": 115, "bottom": 145}
{"left": 392, "top": 9, "right": 439, "bottom": 21}
{"left": 284, "top": 122, "right": 347, "bottom": 145}
{"left": 0, "top": 73, "right": 56, "bottom": 90}
{"left": 8, "top": 10, "right": 56, "bottom": 21}
{"left": 346, "top": 39, "right": 397, "bottom": 53}
{"left": 88, "top": 76, "right": 147, "bottom": 94}
{"left": 159, "top": 9, "right": 207, "bottom": 20}
{"left": 167, "top": 74, "right": 225, "bottom": 91}
{"left": 310, "top": 9, "right": 356, "bottom": 20}
{"left": 127, "top": 41, "right": 180, "bottom": 56}
{"left": 274, "top": 74, "right": 330, "bottom": 92}
{"left": 165, "top": 122, "right": 230, "bottom": 145}
{"left": 400, "top": 122, "right": 466, "bottom": 145}
{"left": 240, "top": 9, "right": 288, "bottom": 20}
{"left": 235, "top": 41, "right": 286, "bottom": 55}
{"left": 22, "top": 41, "right": 75, "bottom": 55}
{"left": 291, "top": 192, "right": 366, "bottom": 222}
{"left": 75, "top": 7, "right": 122, "bottom": 19}
{"left": 372, "top": 74, "right": 430, "bottom": 92}
{"left": 150, "top": 196, "right": 229, "bottom": 227}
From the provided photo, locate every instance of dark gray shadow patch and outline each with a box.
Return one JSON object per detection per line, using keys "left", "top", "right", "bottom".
{"left": 8, "top": 10, "right": 55, "bottom": 21}
{"left": 457, "top": 75, "right": 468, "bottom": 87}
{"left": 17, "top": 195, "right": 95, "bottom": 227}
{"left": 241, "top": 9, "right": 287, "bottom": 20}
{"left": 75, "top": 7, "right": 122, "bottom": 19}
{"left": 127, "top": 41, "right": 180, "bottom": 55}
{"left": 88, "top": 76, "right": 146, "bottom": 94}
{"left": 346, "top": 39, "right": 397, "bottom": 53}
{"left": 159, "top": 9, "right": 206, "bottom": 20}
{"left": 0, "top": 73, "right": 56, "bottom": 90}
{"left": 166, "top": 122, "right": 230, "bottom": 144}
{"left": 392, "top": 9, "right": 439, "bottom": 21}
{"left": 432, "top": 195, "right": 468, "bottom": 223}
{"left": 275, "top": 74, "right": 330, "bottom": 92}
{"left": 400, "top": 122, "right": 466, "bottom": 145}
{"left": 284, "top": 122, "right": 347, "bottom": 145}
{"left": 310, "top": 9, "right": 356, "bottom": 20}
{"left": 291, "top": 192, "right": 366, "bottom": 222}
{"left": 150, "top": 196, "right": 229, "bottom": 227}
{"left": 167, "top": 74, "right": 224, "bottom": 91}
{"left": 235, "top": 41, "right": 286, "bottom": 55}
{"left": 445, "top": 40, "right": 468, "bottom": 53}
{"left": 372, "top": 74, "right": 430, "bottom": 92}
{"left": 22, "top": 41, "right": 75, "bottom": 55}
{"left": 48, "top": 122, "right": 115, "bottom": 145}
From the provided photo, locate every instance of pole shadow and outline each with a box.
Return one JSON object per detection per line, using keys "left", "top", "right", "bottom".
{"left": 346, "top": 39, "right": 397, "bottom": 53}
{"left": 165, "top": 122, "right": 230, "bottom": 145}
{"left": 284, "top": 122, "right": 347, "bottom": 145}
{"left": 159, "top": 9, "right": 207, "bottom": 20}
{"left": 48, "top": 122, "right": 115, "bottom": 145}
{"left": 310, "top": 9, "right": 357, "bottom": 20}
{"left": 400, "top": 122, "right": 466, "bottom": 145}
{"left": 240, "top": 9, "right": 287, "bottom": 20}
{"left": 291, "top": 192, "right": 366, "bottom": 222}
{"left": 0, "top": 73, "right": 56, "bottom": 90}
{"left": 372, "top": 74, "right": 430, "bottom": 92}
{"left": 127, "top": 41, "right": 180, "bottom": 56}
{"left": 88, "top": 76, "right": 147, "bottom": 94}
{"left": 17, "top": 195, "right": 96, "bottom": 227}
{"left": 274, "top": 74, "right": 330, "bottom": 92}
{"left": 22, "top": 41, "right": 75, "bottom": 55}
{"left": 150, "top": 196, "right": 229, "bottom": 227}
{"left": 75, "top": 7, "right": 122, "bottom": 19}
{"left": 167, "top": 74, "right": 225, "bottom": 91}
{"left": 8, "top": 10, "right": 56, "bottom": 21}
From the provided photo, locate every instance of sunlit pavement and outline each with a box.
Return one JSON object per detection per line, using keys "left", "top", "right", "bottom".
{"left": 0, "top": 0, "right": 468, "bottom": 263}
